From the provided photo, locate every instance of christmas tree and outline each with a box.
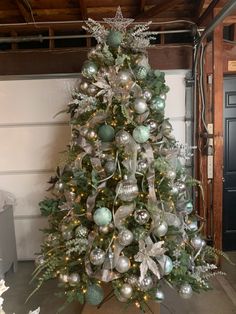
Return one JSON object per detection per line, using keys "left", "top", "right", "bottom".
{"left": 32, "top": 7, "right": 222, "bottom": 311}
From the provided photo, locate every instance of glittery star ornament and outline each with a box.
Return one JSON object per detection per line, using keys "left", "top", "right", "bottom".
{"left": 103, "top": 6, "right": 134, "bottom": 31}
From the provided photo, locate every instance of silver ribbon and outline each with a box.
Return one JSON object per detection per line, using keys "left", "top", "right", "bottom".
{"left": 86, "top": 181, "right": 106, "bottom": 220}
{"left": 85, "top": 231, "right": 121, "bottom": 282}
{"left": 113, "top": 202, "right": 136, "bottom": 266}
{"left": 121, "top": 136, "right": 138, "bottom": 180}
{"left": 143, "top": 143, "right": 158, "bottom": 209}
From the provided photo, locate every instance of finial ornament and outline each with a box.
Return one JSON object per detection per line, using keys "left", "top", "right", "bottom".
{"left": 103, "top": 6, "right": 134, "bottom": 31}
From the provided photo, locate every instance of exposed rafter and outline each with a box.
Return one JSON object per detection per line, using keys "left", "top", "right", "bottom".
{"left": 79, "top": 0, "right": 87, "bottom": 20}
{"left": 15, "top": 0, "right": 33, "bottom": 23}
{"left": 196, "top": 0, "right": 206, "bottom": 19}
{"left": 135, "top": 0, "right": 180, "bottom": 21}
{"left": 140, "top": 0, "right": 146, "bottom": 13}
{"left": 198, "top": 0, "right": 221, "bottom": 25}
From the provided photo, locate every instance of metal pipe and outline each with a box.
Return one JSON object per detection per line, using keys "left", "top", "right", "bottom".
{"left": 0, "top": 19, "right": 198, "bottom": 28}
{"left": 198, "top": 0, "right": 236, "bottom": 45}
{"left": 0, "top": 29, "right": 204, "bottom": 44}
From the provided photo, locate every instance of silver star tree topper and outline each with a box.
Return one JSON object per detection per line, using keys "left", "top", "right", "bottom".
{"left": 103, "top": 6, "right": 134, "bottom": 31}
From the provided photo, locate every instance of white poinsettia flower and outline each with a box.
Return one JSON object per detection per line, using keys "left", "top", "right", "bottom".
{"left": 29, "top": 307, "right": 40, "bottom": 314}
{"left": 0, "top": 281, "right": 9, "bottom": 296}
{"left": 134, "top": 239, "right": 166, "bottom": 282}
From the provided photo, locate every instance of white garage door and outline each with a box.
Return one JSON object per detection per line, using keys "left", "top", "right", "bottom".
{"left": 0, "top": 70, "right": 188, "bottom": 260}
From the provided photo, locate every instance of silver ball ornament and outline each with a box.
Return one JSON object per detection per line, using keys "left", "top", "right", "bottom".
{"left": 159, "top": 255, "right": 173, "bottom": 275}
{"left": 134, "top": 209, "right": 150, "bottom": 225}
{"left": 146, "top": 119, "right": 158, "bottom": 133}
{"left": 104, "top": 160, "right": 116, "bottom": 175}
{"left": 186, "top": 219, "right": 198, "bottom": 232}
{"left": 201, "top": 239, "right": 206, "bottom": 247}
{"left": 155, "top": 290, "right": 165, "bottom": 303}
{"left": 120, "top": 283, "right": 133, "bottom": 299}
{"left": 143, "top": 89, "right": 152, "bottom": 101}
{"left": 68, "top": 273, "right": 80, "bottom": 285}
{"left": 115, "top": 256, "right": 131, "bottom": 273}
{"left": 139, "top": 276, "right": 154, "bottom": 291}
{"left": 170, "top": 185, "right": 179, "bottom": 196}
{"left": 75, "top": 225, "right": 88, "bottom": 238}
{"left": 191, "top": 236, "right": 203, "bottom": 250}
{"left": 116, "top": 178, "right": 139, "bottom": 202}
{"left": 35, "top": 255, "right": 45, "bottom": 266}
{"left": 153, "top": 221, "right": 168, "bottom": 237}
{"left": 56, "top": 181, "right": 64, "bottom": 192}
{"left": 173, "top": 216, "right": 181, "bottom": 228}
{"left": 96, "top": 44, "right": 102, "bottom": 51}
{"left": 134, "top": 98, "right": 148, "bottom": 114}
{"left": 137, "top": 160, "right": 148, "bottom": 173}
{"left": 86, "top": 129, "right": 98, "bottom": 141}
{"left": 99, "top": 225, "right": 110, "bottom": 234}
{"left": 159, "top": 93, "right": 167, "bottom": 100}
{"left": 59, "top": 273, "right": 69, "bottom": 283}
{"left": 118, "top": 229, "right": 134, "bottom": 246}
{"left": 166, "top": 170, "right": 176, "bottom": 180}
{"left": 179, "top": 283, "right": 193, "bottom": 299}
{"left": 90, "top": 248, "right": 106, "bottom": 265}
{"left": 117, "top": 70, "right": 132, "bottom": 86}
{"left": 115, "top": 130, "right": 131, "bottom": 147}
{"left": 62, "top": 230, "right": 73, "bottom": 240}
{"left": 88, "top": 48, "right": 97, "bottom": 58}
{"left": 87, "top": 84, "right": 98, "bottom": 96}
{"left": 82, "top": 61, "right": 98, "bottom": 78}
{"left": 116, "top": 293, "right": 128, "bottom": 303}
{"left": 177, "top": 182, "right": 186, "bottom": 193}
{"left": 127, "top": 275, "right": 139, "bottom": 287}
{"left": 79, "top": 81, "right": 89, "bottom": 92}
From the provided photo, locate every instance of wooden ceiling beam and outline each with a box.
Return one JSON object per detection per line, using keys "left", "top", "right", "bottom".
{"left": 79, "top": 0, "right": 87, "bottom": 20}
{"left": 196, "top": 0, "right": 206, "bottom": 20}
{"left": 198, "top": 0, "right": 221, "bottom": 25}
{"left": 0, "top": 45, "right": 192, "bottom": 76}
{"left": 15, "top": 0, "right": 33, "bottom": 23}
{"left": 135, "top": 0, "right": 180, "bottom": 21}
{"left": 140, "top": 0, "right": 146, "bottom": 13}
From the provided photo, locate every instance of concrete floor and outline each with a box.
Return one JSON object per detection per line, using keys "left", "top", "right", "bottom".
{"left": 2, "top": 252, "right": 236, "bottom": 314}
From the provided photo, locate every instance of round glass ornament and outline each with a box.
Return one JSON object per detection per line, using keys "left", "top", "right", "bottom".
{"left": 93, "top": 207, "right": 112, "bottom": 226}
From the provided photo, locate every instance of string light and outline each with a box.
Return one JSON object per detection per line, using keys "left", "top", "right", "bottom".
{"left": 135, "top": 301, "right": 140, "bottom": 308}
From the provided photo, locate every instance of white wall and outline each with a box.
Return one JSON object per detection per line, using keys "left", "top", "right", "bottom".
{"left": 0, "top": 70, "right": 187, "bottom": 260}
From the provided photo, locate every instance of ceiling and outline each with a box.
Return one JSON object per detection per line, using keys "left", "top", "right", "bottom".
{"left": 0, "top": 0, "right": 235, "bottom": 50}
{"left": 0, "top": 0, "right": 234, "bottom": 26}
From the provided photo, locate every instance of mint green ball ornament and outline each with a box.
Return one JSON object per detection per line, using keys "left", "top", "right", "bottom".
{"left": 106, "top": 30, "right": 123, "bottom": 48}
{"left": 132, "top": 125, "right": 150, "bottom": 143}
{"left": 82, "top": 61, "right": 98, "bottom": 78}
{"left": 150, "top": 96, "right": 165, "bottom": 111}
{"left": 93, "top": 207, "right": 112, "bottom": 226}
{"left": 85, "top": 284, "right": 104, "bottom": 306}
{"left": 98, "top": 125, "right": 115, "bottom": 142}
